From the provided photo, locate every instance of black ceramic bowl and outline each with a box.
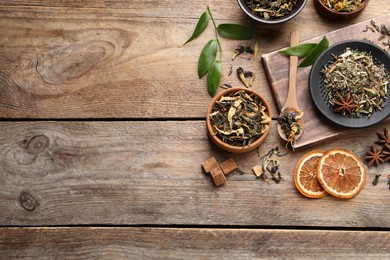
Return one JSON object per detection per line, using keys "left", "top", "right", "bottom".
{"left": 237, "top": 0, "right": 308, "bottom": 25}
{"left": 309, "top": 40, "right": 390, "bottom": 128}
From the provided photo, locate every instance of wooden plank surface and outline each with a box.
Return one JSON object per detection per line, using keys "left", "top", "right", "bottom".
{"left": 262, "top": 14, "right": 390, "bottom": 148}
{"left": 0, "top": 121, "right": 389, "bottom": 227}
{"left": 1, "top": 0, "right": 390, "bottom": 257}
{"left": 1, "top": 227, "right": 389, "bottom": 259}
{"left": 0, "top": 1, "right": 388, "bottom": 119}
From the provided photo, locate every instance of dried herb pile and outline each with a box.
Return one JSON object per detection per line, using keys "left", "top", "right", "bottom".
{"left": 209, "top": 90, "right": 271, "bottom": 146}
{"left": 245, "top": 0, "right": 297, "bottom": 20}
{"left": 321, "top": 0, "right": 363, "bottom": 12}
{"left": 322, "top": 48, "right": 389, "bottom": 117}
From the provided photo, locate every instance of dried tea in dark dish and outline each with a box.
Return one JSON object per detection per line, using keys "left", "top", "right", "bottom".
{"left": 322, "top": 48, "right": 390, "bottom": 118}
{"left": 209, "top": 90, "right": 271, "bottom": 147}
{"left": 245, "top": 0, "right": 298, "bottom": 20}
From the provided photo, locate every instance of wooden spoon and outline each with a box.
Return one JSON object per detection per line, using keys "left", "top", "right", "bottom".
{"left": 277, "top": 30, "right": 304, "bottom": 146}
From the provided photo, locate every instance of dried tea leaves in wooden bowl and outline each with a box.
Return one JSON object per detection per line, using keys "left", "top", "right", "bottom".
{"left": 206, "top": 88, "right": 272, "bottom": 153}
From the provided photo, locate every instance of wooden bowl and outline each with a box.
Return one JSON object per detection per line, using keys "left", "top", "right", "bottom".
{"left": 206, "top": 88, "right": 272, "bottom": 153}
{"left": 237, "top": 0, "right": 308, "bottom": 25}
{"left": 313, "top": 0, "right": 369, "bottom": 20}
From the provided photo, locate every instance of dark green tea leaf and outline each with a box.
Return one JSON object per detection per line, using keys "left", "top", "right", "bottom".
{"left": 217, "top": 24, "right": 259, "bottom": 40}
{"left": 207, "top": 60, "right": 222, "bottom": 97}
{"left": 184, "top": 12, "right": 210, "bottom": 45}
{"left": 198, "top": 39, "right": 218, "bottom": 78}
{"left": 279, "top": 43, "right": 317, "bottom": 57}
{"left": 299, "top": 37, "right": 329, "bottom": 67}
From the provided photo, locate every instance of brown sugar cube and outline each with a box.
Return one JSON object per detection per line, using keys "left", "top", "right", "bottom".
{"left": 219, "top": 158, "right": 237, "bottom": 176}
{"left": 202, "top": 156, "right": 219, "bottom": 174}
{"left": 210, "top": 167, "right": 227, "bottom": 187}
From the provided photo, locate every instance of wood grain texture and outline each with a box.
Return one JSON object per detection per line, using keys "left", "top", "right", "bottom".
{"left": 0, "top": 1, "right": 388, "bottom": 118}
{"left": 262, "top": 13, "right": 390, "bottom": 148}
{"left": 1, "top": 227, "right": 389, "bottom": 259}
{"left": 1, "top": 1, "right": 390, "bottom": 256}
{"left": 0, "top": 121, "right": 389, "bottom": 227}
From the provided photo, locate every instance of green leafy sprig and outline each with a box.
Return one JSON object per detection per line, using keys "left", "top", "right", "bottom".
{"left": 184, "top": 6, "right": 259, "bottom": 97}
{"left": 279, "top": 37, "right": 329, "bottom": 67}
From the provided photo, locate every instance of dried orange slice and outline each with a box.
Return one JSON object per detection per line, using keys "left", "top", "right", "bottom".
{"left": 294, "top": 150, "right": 328, "bottom": 199}
{"left": 317, "top": 149, "right": 366, "bottom": 199}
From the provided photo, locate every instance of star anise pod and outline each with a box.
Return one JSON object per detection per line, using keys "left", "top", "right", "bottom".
{"left": 383, "top": 149, "right": 390, "bottom": 161}
{"left": 376, "top": 128, "right": 390, "bottom": 146}
{"left": 333, "top": 93, "right": 358, "bottom": 115}
{"left": 383, "top": 143, "right": 390, "bottom": 161}
{"left": 366, "top": 145, "right": 385, "bottom": 167}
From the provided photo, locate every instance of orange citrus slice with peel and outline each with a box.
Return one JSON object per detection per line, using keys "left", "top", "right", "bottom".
{"left": 294, "top": 150, "right": 328, "bottom": 199}
{"left": 317, "top": 149, "right": 366, "bottom": 199}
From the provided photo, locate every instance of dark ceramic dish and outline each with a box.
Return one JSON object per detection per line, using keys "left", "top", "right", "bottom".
{"left": 309, "top": 40, "right": 390, "bottom": 128}
{"left": 237, "top": 0, "right": 308, "bottom": 25}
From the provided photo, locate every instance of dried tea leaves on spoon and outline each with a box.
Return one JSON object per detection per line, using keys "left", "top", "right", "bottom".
{"left": 322, "top": 48, "right": 389, "bottom": 118}
{"left": 209, "top": 90, "right": 271, "bottom": 146}
{"left": 277, "top": 110, "right": 303, "bottom": 149}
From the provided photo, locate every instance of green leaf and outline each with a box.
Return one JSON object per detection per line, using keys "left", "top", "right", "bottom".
{"left": 184, "top": 12, "right": 210, "bottom": 45}
{"left": 279, "top": 43, "right": 317, "bottom": 57}
{"left": 298, "top": 37, "right": 329, "bottom": 67}
{"left": 198, "top": 39, "right": 218, "bottom": 79}
{"left": 217, "top": 24, "right": 259, "bottom": 40}
{"left": 207, "top": 60, "right": 222, "bottom": 97}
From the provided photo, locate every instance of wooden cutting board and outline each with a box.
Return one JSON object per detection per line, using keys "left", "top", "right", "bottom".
{"left": 262, "top": 13, "right": 390, "bottom": 149}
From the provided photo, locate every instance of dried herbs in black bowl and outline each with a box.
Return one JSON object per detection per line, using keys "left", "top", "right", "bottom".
{"left": 237, "top": 0, "right": 307, "bottom": 24}
{"left": 309, "top": 40, "right": 390, "bottom": 128}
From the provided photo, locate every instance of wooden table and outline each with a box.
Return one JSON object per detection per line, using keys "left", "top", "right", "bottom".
{"left": 0, "top": 1, "right": 389, "bottom": 258}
